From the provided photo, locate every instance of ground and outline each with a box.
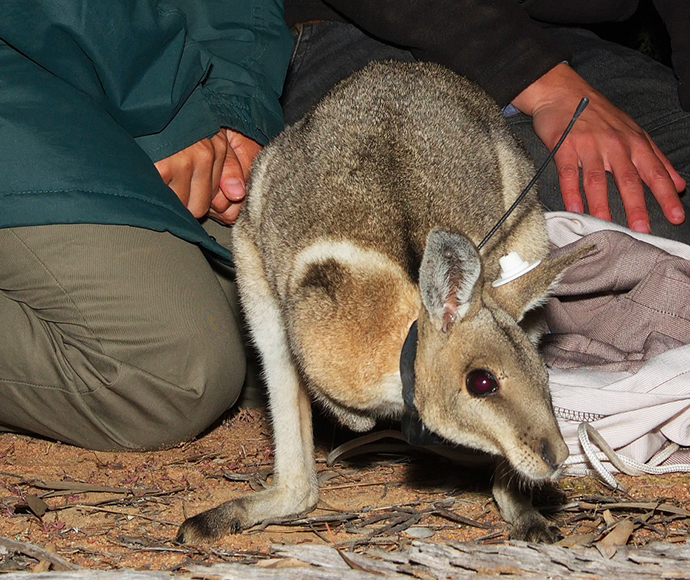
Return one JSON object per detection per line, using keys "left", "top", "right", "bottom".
{"left": 1, "top": 407, "right": 689, "bottom": 573}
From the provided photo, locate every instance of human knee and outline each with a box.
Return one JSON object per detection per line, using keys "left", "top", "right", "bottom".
{"left": 67, "top": 290, "right": 249, "bottom": 451}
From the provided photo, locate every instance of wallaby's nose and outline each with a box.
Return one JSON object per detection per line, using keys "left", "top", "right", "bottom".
{"left": 540, "top": 439, "right": 563, "bottom": 472}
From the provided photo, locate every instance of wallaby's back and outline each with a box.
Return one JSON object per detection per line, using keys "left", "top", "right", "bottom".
{"left": 240, "top": 61, "right": 548, "bottom": 293}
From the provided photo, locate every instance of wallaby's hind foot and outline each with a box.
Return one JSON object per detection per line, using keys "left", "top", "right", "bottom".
{"left": 176, "top": 500, "right": 244, "bottom": 544}
{"left": 177, "top": 484, "right": 319, "bottom": 544}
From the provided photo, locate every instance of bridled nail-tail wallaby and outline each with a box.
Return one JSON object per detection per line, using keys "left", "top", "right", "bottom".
{"left": 177, "top": 60, "right": 589, "bottom": 544}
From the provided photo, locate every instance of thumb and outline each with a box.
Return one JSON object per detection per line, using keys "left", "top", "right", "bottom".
{"left": 219, "top": 147, "right": 246, "bottom": 202}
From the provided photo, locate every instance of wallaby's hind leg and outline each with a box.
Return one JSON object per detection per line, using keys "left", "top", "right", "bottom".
{"left": 492, "top": 460, "right": 561, "bottom": 543}
{"left": 176, "top": 231, "right": 318, "bottom": 544}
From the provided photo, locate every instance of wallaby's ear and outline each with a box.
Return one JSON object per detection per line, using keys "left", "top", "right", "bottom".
{"left": 490, "top": 244, "right": 594, "bottom": 322}
{"left": 419, "top": 228, "right": 482, "bottom": 332}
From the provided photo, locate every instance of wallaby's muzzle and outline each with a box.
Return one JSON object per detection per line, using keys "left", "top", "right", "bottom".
{"left": 400, "top": 315, "right": 568, "bottom": 482}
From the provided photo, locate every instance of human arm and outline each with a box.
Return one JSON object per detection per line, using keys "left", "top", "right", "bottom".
{"left": 323, "top": 0, "right": 569, "bottom": 107}
{"left": 1, "top": 0, "right": 290, "bottom": 153}
{"left": 2, "top": 0, "right": 291, "bottom": 222}
{"left": 144, "top": 0, "right": 289, "bottom": 222}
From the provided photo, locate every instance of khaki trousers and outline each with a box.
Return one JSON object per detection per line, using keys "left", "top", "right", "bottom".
{"left": 0, "top": 221, "right": 246, "bottom": 450}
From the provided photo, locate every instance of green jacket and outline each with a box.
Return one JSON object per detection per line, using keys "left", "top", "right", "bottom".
{"left": 0, "top": 0, "right": 292, "bottom": 263}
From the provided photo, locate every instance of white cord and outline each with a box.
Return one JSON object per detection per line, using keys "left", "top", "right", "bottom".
{"left": 564, "top": 423, "right": 690, "bottom": 492}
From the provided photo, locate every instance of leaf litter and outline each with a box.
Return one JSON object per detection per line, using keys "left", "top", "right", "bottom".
{"left": 1, "top": 407, "right": 689, "bottom": 573}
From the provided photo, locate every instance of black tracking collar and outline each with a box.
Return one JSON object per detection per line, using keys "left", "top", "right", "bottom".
{"left": 400, "top": 320, "right": 448, "bottom": 447}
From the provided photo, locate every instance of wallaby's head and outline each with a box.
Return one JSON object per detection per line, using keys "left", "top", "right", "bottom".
{"left": 406, "top": 227, "right": 577, "bottom": 482}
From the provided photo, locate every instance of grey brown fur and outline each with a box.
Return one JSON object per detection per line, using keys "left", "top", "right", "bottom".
{"left": 177, "top": 61, "right": 586, "bottom": 544}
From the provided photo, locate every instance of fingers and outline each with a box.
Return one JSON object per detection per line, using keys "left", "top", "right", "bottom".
{"left": 580, "top": 159, "right": 612, "bottom": 223}
{"left": 609, "top": 158, "right": 649, "bottom": 233}
{"left": 208, "top": 203, "right": 243, "bottom": 225}
{"left": 185, "top": 134, "right": 226, "bottom": 218}
{"left": 556, "top": 131, "right": 680, "bottom": 233}
{"left": 209, "top": 153, "right": 244, "bottom": 225}
{"left": 154, "top": 132, "right": 228, "bottom": 219}
{"left": 219, "top": 147, "right": 246, "bottom": 203}
{"left": 638, "top": 137, "right": 686, "bottom": 225}
{"left": 153, "top": 129, "right": 263, "bottom": 224}
{"left": 597, "top": 129, "right": 683, "bottom": 233}
{"left": 554, "top": 144, "right": 584, "bottom": 214}
{"left": 211, "top": 130, "right": 263, "bottom": 225}
{"left": 224, "top": 129, "right": 263, "bottom": 181}
{"left": 549, "top": 116, "right": 685, "bottom": 232}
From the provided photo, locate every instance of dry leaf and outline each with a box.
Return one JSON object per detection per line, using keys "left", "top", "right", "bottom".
{"left": 31, "top": 542, "right": 56, "bottom": 573}
{"left": 602, "top": 509, "right": 616, "bottom": 526}
{"left": 32, "top": 559, "right": 52, "bottom": 573}
{"left": 336, "top": 548, "right": 383, "bottom": 575}
{"left": 596, "top": 518, "right": 635, "bottom": 558}
{"left": 555, "top": 533, "right": 596, "bottom": 547}
{"left": 24, "top": 495, "right": 49, "bottom": 517}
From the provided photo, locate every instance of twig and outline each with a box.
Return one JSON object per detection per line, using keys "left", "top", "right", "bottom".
{"left": 71, "top": 504, "right": 179, "bottom": 526}
{"left": 471, "top": 529, "right": 506, "bottom": 542}
{"left": 432, "top": 507, "right": 493, "bottom": 530}
{"left": 0, "top": 536, "right": 80, "bottom": 571}
{"left": 324, "top": 521, "right": 384, "bottom": 575}
{"left": 577, "top": 501, "right": 690, "bottom": 517}
{"left": 0, "top": 471, "right": 24, "bottom": 480}
{"left": 250, "top": 511, "right": 358, "bottom": 532}
{"left": 26, "top": 479, "right": 151, "bottom": 495}
{"left": 322, "top": 480, "right": 400, "bottom": 491}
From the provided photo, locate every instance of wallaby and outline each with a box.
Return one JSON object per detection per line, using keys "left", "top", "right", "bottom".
{"left": 177, "top": 61, "right": 587, "bottom": 544}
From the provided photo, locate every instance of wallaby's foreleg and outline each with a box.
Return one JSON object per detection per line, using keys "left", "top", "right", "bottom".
{"left": 492, "top": 460, "right": 561, "bottom": 543}
{"left": 176, "top": 233, "right": 318, "bottom": 543}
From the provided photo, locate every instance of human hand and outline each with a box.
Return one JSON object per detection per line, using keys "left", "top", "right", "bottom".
{"left": 512, "top": 63, "right": 686, "bottom": 233}
{"left": 154, "top": 130, "right": 228, "bottom": 219}
{"left": 154, "top": 129, "right": 261, "bottom": 224}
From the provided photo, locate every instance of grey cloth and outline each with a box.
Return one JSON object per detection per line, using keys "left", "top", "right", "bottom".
{"left": 544, "top": 213, "right": 690, "bottom": 465}
{"left": 280, "top": 22, "right": 690, "bottom": 243}
{"left": 0, "top": 222, "right": 246, "bottom": 451}
{"left": 543, "top": 230, "right": 690, "bottom": 372}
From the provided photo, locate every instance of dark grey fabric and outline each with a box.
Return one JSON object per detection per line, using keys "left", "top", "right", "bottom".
{"left": 282, "top": 0, "right": 690, "bottom": 110}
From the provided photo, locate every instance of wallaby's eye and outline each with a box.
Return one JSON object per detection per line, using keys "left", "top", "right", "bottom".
{"left": 466, "top": 369, "right": 498, "bottom": 397}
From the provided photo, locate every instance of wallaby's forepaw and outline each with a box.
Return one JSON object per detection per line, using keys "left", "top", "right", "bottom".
{"left": 334, "top": 409, "right": 376, "bottom": 432}
{"left": 509, "top": 513, "right": 562, "bottom": 544}
{"left": 176, "top": 499, "right": 248, "bottom": 544}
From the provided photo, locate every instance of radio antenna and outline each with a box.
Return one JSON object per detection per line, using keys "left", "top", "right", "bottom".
{"left": 477, "top": 97, "right": 589, "bottom": 250}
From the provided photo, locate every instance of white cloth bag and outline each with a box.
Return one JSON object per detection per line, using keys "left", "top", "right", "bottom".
{"left": 545, "top": 212, "right": 690, "bottom": 472}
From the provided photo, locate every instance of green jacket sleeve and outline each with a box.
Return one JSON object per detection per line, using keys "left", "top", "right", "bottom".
{"left": 138, "top": 0, "right": 294, "bottom": 158}
{"left": 1, "top": 0, "right": 292, "bottom": 160}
